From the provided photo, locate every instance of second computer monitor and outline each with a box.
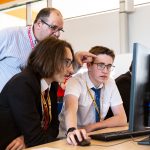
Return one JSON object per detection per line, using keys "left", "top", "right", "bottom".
{"left": 129, "top": 43, "right": 150, "bottom": 131}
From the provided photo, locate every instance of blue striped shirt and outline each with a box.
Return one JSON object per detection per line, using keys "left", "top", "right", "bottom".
{"left": 0, "top": 26, "right": 36, "bottom": 92}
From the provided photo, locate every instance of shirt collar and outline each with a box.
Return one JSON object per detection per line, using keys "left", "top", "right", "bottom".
{"left": 85, "top": 72, "right": 103, "bottom": 89}
{"left": 41, "top": 79, "right": 51, "bottom": 93}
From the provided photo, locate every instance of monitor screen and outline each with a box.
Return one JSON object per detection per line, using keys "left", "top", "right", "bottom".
{"left": 129, "top": 43, "right": 150, "bottom": 131}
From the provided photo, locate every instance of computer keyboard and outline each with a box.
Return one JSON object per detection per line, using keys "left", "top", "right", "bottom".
{"left": 90, "top": 130, "right": 150, "bottom": 141}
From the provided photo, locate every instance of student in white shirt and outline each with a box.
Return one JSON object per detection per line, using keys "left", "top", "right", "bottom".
{"left": 59, "top": 46, "right": 127, "bottom": 145}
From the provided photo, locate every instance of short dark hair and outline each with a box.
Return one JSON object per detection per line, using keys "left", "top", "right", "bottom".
{"left": 89, "top": 46, "right": 115, "bottom": 61}
{"left": 34, "top": 7, "right": 62, "bottom": 24}
{"left": 27, "top": 37, "right": 74, "bottom": 78}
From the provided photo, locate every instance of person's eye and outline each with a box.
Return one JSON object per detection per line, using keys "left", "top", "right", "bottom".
{"left": 99, "top": 63, "right": 105, "bottom": 68}
{"left": 51, "top": 25, "right": 58, "bottom": 30}
{"left": 108, "top": 64, "right": 112, "bottom": 67}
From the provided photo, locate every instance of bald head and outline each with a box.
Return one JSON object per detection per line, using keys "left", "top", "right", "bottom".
{"left": 34, "top": 7, "right": 63, "bottom": 24}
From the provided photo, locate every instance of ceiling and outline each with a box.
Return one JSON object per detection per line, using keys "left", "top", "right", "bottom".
{"left": 0, "top": 0, "right": 36, "bottom": 6}
{"left": 0, "top": 0, "right": 16, "bottom": 5}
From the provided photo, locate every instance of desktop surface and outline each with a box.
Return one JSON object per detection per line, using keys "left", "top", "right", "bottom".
{"left": 25, "top": 126, "right": 150, "bottom": 150}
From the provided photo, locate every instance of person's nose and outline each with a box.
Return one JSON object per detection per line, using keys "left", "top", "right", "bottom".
{"left": 68, "top": 65, "right": 74, "bottom": 75}
{"left": 53, "top": 30, "right": 60, "bottom": 38}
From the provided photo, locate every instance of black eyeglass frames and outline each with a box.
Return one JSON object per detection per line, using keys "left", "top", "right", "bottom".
{"left": 93, "top": 63, "right": 115, "bottom": 72}
{"left": 41, "top": 19, "right": 64, "bottom": 33}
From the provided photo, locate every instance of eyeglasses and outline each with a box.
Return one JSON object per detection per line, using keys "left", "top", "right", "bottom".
{"left": 93, "top": 63, "right": 115, "bottom": 72}
{"left": 64, "top": 59, "right": 74, "bottom": 68}
{"left": 41, "top": 19, "right": 64, "bottom": 33}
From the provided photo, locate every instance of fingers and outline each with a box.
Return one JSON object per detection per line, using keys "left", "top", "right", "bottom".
{"left": 79, "top": 129, "right": 87, "bottom": 139}
{"left": 75, "top": 51, "right": 97, "bottom": 66}
{"left": 6, "top": 136, "right": 25, "bottom": 150}
{"left": 82, "top": 52, "right": 97, "bottom": 58}
{"left": 6, "top": 142, "right": 25, "bottom": 150}
{"left": 67, "top": 131, "right": 78, "bottom": 145}
{"left": 12, "top": 144, "right": 24, "bottom": 150}
{"left": 5, "top": 141, "right": 14, "bottom": 150}
{"left": 66, "top": 129, "right": 88, "bottom": 146}
{"left": 81, "top": 56, "right": 93, "bottom": 63}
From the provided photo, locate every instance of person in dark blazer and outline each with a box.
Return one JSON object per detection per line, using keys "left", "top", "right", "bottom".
{"left": 0, "top": 37, "right": 75, "bottom": 149}
{"left": 115, "top": 63, "right": 132, "bottom": 122}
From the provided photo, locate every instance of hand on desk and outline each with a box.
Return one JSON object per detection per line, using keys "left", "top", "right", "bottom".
{"left": 66, "top": 128, "right": 90, "bottom": 146}
{"left": 6, "top": 135, "right": 25, "bottom": 150}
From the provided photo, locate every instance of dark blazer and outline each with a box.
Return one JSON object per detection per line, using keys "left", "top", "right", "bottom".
{"left": 115, "top": 71, "right": 131, "bottom": 121}
{"left": 105, "top": 71, "right": 131, "bottom": 121}
{"left": 0, "top": 67, "right": 59, "bottom": 149}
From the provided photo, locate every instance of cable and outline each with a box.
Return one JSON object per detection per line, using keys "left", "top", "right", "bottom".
{"left": 130, "top": 135, "right": 150, "bottom": 142}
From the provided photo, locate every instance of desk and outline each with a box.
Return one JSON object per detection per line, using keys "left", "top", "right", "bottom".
{"left": 25, "top": 126, "right": 149, "bottom": 150}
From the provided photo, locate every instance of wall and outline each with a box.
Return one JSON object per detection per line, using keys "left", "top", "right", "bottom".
{"left": 61, "top": 10, "right": 120, "bottom": 53}
{"left": 129, "top": 4, "right": 150, "bottom": 52}
{"left": 113, "top": 53, "right": 132, "bottom": 78}
{"left": 61, "top": 3, "right": 150, "bottom": 54}
{"left": 61, "top": 3, "right": 150, "bottom": 77}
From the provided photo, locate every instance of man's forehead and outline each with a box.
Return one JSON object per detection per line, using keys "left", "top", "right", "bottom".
{"left": 93, "top": 54, "right": 113, "bottom": 62}
{"left": 48, "top": 12, "right": 63, "bottom": 26}
{"left": 49, "top": 11, "right": 63, "bottom": 20}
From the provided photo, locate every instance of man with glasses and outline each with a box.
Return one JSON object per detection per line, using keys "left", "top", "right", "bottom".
{"left": 59, "top": 46, "right": 127, "bottom": 146}
{"left": 0, "top": 7, "right": 95, "bottom": 93}
{"left": 0, "top": 7, "right": 64, "bottom": 92}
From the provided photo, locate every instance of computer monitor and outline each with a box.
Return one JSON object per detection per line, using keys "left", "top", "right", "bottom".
{"left": 129, "top": 43, "right": 150, "bottom": 131}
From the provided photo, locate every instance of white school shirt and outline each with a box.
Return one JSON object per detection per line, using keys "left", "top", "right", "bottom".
{"left": 59, "top": 71, "right": 123, "bottom": 131}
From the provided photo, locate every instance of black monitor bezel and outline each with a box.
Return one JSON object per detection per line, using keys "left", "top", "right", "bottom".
{"left": 129, "top": 43, "right": 150, "bottom": 131}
